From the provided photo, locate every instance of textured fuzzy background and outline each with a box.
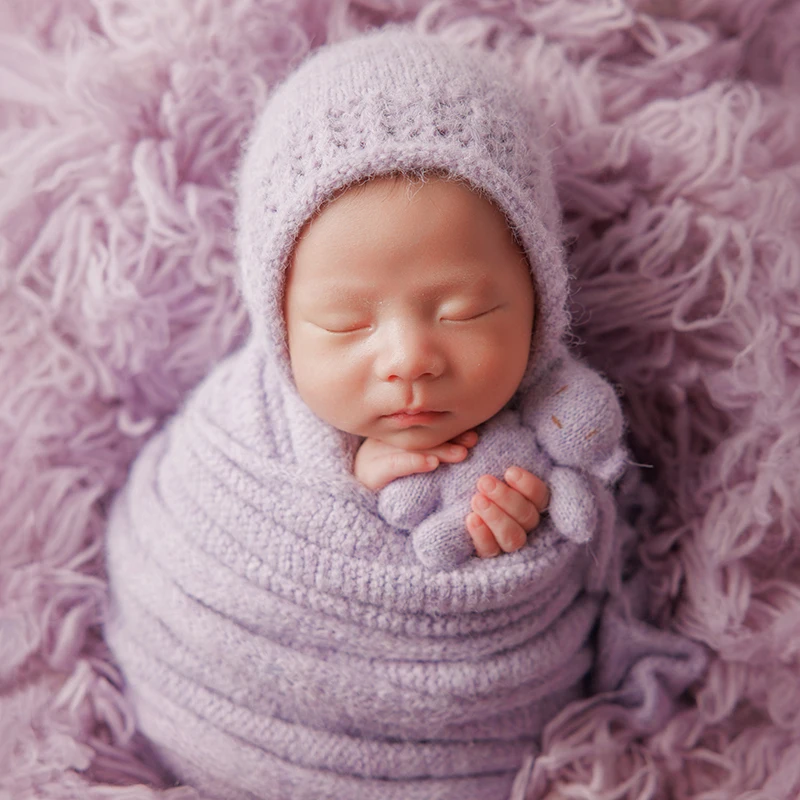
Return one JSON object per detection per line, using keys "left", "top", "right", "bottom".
{"left": 2, "top": 0, "right": 800, "bottom": 798}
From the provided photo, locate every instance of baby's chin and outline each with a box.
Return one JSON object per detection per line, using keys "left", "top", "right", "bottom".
{"left": 373, "top": 425, "right": 472, "bottom": 452}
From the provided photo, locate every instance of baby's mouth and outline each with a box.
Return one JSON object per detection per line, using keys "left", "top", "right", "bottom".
{"left": 383, "top": 409, "right": 447, "bottom": 427}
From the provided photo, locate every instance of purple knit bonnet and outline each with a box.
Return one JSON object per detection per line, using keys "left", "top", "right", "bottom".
{"left": 236, "top": 28, "right": 571, "bottom": 390}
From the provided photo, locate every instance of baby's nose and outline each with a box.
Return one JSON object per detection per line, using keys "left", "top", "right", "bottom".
{"left": 376, "top": 322, "right": 445, "bottom": 383}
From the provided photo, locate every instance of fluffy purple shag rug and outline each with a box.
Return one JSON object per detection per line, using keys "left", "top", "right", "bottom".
{"left": 2, "top": 0, "right": 800, "bottom": 798}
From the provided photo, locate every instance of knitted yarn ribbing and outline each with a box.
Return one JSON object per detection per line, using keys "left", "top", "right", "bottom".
{"left": 105, "top": 342, "right": 609, "bottom": 800}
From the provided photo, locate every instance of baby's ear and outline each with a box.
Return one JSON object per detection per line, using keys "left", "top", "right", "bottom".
{"left": 523, "top": 356, "right": 626, "bottom": 477}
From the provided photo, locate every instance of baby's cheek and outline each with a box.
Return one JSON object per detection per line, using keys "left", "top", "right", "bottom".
{"left": 463, "top": 337, "right": 527, "bottom": 409}
{"left": 292, "top": 357, "right": 363, "bottom": 431}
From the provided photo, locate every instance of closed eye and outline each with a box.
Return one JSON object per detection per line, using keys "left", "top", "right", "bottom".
{"left": 441, "top": 305, "right": 501, "bottom": 322}
{"left": 317, "top": 323, "right": 371, "bottom": 334}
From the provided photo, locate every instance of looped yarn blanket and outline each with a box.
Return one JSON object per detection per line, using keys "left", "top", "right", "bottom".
{"left": 7, "top": 2, "right": 798, "bottom": 799}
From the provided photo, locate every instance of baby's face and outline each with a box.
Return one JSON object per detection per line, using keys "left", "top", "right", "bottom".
{"left": 284, "top": 176, "right": 535, "bottom": 451}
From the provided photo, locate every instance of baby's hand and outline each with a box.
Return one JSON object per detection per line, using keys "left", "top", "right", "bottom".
{"left": 354, "top": 431, "right": 478, "bottom": 492}
{"left": 466, "top": 468, "right": 550, "bottom": 558}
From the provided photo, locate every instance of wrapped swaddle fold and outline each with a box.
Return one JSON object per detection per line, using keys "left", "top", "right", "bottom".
{"left": 106, "top": 341, "right": 610, "bottom": 799}
{"left": 105, "top": 29, "right": 707, "bottom": 800}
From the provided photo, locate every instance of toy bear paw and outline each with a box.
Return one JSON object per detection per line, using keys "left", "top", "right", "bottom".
{"left": 547, "top": 467, "right": 598, "bottom": 543}
{"left": 412, "top": 517, "right": 475, "bottom": 570}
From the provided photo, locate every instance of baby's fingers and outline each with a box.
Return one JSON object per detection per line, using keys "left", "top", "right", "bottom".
{"left": 364, "top": 452, "right": 439, "bottom": 491}
{"left": 469, "top": 494, "right": 528, "bottom": 553}
{"left": 452, "top": 430, "right": 479, "bottom": 449}
{"left": 476, "top": 474, "right": 541, "bottom": 533}
{"left": 504, "top": 467, "right": 550, "bottom": 513}
{"left": 428, "top": 440, "right": 472, "bottom": 464}
{"left": 466, "top": 512, "right": 501, "bottom": 558}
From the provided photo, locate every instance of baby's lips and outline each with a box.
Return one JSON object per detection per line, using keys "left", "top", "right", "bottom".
{"left": 386, "top": 406, "right": 444, "bottom": 416}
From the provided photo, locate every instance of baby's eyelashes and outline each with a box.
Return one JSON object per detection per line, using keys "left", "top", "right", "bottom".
{"left": 439, "top": 304, "right": 502, "bottom": 322}
{"left": 308, "top": 301, "right": 502, "bottom": 332}
{"left": 313, "top": 319, "right": 372, "bottom": 334}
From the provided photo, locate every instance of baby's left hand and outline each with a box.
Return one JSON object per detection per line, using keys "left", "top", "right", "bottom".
{"left": 466, "top": 468, "right": 550, "bottom": 558}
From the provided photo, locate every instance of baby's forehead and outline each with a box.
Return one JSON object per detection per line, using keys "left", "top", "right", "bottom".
{"left": 291, "top": 173, "right": 523, "bottom": 259}
{"left": 284, "top": 174, "right": 531, "bottom": 305}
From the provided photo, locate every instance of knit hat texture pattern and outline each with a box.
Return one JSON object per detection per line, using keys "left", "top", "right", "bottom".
{"left": 237, "top": 27, "right": 569, "bottom": 387}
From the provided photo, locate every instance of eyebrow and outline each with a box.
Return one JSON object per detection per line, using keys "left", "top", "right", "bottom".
{"left": 420, "top": 273, "right": 495, "bottom": 294}
{"left": 301, "top": 272, "right": 497, "bottom": 305}
{"left": 298, "top": 285, "right": 376, "bottom": 308}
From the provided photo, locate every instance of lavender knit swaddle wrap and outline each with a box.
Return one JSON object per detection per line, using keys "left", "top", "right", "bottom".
{"left": 105, "top": 30, "right": 706, "bottom": 800}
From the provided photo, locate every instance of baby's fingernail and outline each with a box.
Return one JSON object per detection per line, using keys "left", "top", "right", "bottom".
{"left": 478, "top": 476, "right": 496, "bottom": 494}
{"left": 449, "top": 445, "right": 464, "bottom": 457}
{"left": 475, "top": 495, "right": 491, "bottom": 511}
{"left": 425, "top": 456, "right": 438, "bottom": 468}
{"left": 506, "top": 467, "right": 522, "bottom": 482}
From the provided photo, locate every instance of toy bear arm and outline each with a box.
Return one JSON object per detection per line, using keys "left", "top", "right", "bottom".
{"left": 377, "top": 472, "right": 441, "bottom": 530}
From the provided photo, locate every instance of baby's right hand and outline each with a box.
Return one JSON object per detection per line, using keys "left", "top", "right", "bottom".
{"left": 354, "top": 431, "right": 478, "bottom": 491}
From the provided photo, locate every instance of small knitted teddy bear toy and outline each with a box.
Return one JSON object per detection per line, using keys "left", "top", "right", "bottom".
{"left": 379, "top": 353, "right": 627, "bottom": 569}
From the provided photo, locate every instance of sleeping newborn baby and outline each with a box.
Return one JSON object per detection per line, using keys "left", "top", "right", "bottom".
{"left": 104, "top": 28, "right": 705, "bottom": 800}
{"left": 284, "top": 172, "right": 628, "bottom": 571}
